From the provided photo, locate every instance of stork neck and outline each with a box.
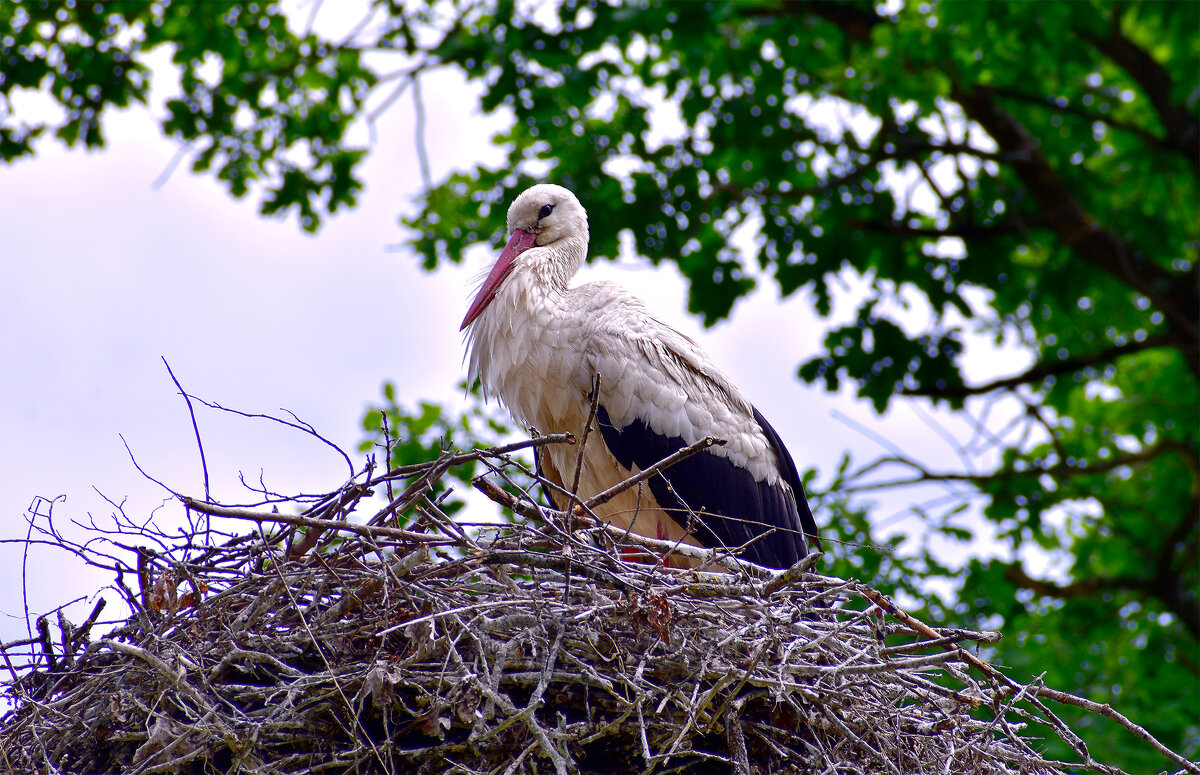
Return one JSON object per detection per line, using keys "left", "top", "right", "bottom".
{"left": 526, "top": 236, "right": 586, "bottom": 292}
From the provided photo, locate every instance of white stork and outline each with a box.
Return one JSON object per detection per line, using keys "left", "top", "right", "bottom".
{"left": 460, "top": 183, "right": 821, "bottom": 569}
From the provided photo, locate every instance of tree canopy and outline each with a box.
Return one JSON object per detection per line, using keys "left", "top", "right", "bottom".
{"left": 3, "top": 1, "right": 1196, "bottom": 769}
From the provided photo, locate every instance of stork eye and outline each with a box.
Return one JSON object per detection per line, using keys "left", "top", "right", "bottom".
{"left": 538, "top": 204, "right": 554, "bottom": 220}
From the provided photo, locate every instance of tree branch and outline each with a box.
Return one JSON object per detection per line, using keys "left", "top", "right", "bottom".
{"left": 1004, "top": 562, "right": 1147, "bottom": 599}
{"left": 982, "top": 84, "right": 1176, "bottom": 155}
{"left": 1006, "top": 561, "right": 1198, "bottom": 640}
{"left": 951, "top": 83, "right": 1199, "bottom": 374}
{"left": 771, "top": 1, "right": 880, "bottom": 43}
{"left": 901, "top": 332, "right": 1172, "bottom": 399}
{"left": 842, "top": 441, "right": 1181, "bottom": 494}
{"left": 858, "top": 585, "right": 1200, "bottom": 773}
{"left": 1075, "top": 9, "right": 1200, "bottom": 174}
{"left": 1152, "top": 498, "right": 1200, "bottom": 638}
{"left": 583, "top": 436, "right": 726, "bottom": 510}
{"left": 179, "top": 497, "right": 457, "bottom": 546}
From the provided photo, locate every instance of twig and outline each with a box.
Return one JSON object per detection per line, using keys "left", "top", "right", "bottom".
{"left": 859, "top": 585, "right": 1196, "bottom": 773}
{"left": 412, "top": 73, "right": 432, "bottom": 191}
{"left": 183, "top": 395, "right": 356, "bottom": 481}
{"left": 120, "top": 434, "right": 182, "bottom": 497}
{"left": 570, "top": 373, "right": 603, "bottom": 502}
{"left": 162, "top": 358, "right": 210, "bottom": 503}
{"left": 583, "top": 436, "right": 726, "bottom": 509}
{"left": 759, "top": 551, "right": 824, "bottom": 597}
{"left": 368, "top": 433, "right": 574, "bottom": 487}
{"left": 180, "top": 497, "right": 456, "bottom": 546}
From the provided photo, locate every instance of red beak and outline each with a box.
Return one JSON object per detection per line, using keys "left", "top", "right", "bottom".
{"left": 460, "top": 228, "right": 538, "bottom": 331}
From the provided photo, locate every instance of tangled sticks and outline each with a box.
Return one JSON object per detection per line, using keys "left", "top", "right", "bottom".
{"left": 1, "top": 435, "right": 1193, "bottom": 775}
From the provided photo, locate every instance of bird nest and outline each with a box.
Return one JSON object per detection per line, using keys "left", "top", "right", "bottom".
{"left": 0, "top": 436, "right": 1186, "bottom": 775}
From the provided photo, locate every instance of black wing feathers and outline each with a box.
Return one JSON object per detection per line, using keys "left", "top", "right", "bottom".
{"left": 595, "top": 405, "right": 817, "bottom": 569}
{"left": 751, "top": 406, "right": 823, "bottom": 554}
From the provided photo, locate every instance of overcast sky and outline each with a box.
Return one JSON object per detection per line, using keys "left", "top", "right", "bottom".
{"left": 0, "top": 7, "right": 1037, "bottom": 648}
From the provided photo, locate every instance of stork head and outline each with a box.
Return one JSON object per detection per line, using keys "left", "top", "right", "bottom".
{"left": 460, "top": 184, "right": 589, "bottom": 331}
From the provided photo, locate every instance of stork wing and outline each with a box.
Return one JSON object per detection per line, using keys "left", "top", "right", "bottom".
{"left": 595, "top": 405, "right": 816, "bottom": 569}
{"left": 751, "top": 406, "right": 823, "bottom": 555}
{"left": 578, "top": 288, "right": 820, "bottom": 568}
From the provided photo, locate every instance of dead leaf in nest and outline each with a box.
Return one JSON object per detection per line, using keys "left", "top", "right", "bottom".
{"left": 355, "top": 662, "right": 403, "bottom": 709}
{"left": 106, "top": 692, "right": 131, "bottom": 726}
{"left": 404, "top": 617, "right": 436, "bottom": 653}
{"left": 178, "top": 582, "right": 210, "bottom": 610}
{"left": 148, "top": 570, "right": 178, "bottom": 614}
{"left": 454, "top": 685, "right": 483, "bottom": 724}
{"left": 420, "top": 707, "right": 452, "bottom": 739}
{"left": 646, "top": 593, "right": 673, "bottom": 645}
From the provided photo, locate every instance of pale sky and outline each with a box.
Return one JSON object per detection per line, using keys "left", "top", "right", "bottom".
{"left": 0, "top": 9, "right": 1035, "bottom": 646}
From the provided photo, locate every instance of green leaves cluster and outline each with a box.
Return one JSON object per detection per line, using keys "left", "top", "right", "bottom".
{"left": 359, "top": 380, "right": 516, "bottom": 521}
{"left": 2, "top": 0, "right": 372, "bottom": 230}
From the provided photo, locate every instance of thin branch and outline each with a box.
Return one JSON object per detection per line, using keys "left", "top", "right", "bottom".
{"left": 858, "top": 586, "right": 1193, "bottom": 773}
{"left": 983, "top": 83, "right": 1174, "bottom": 154}
{"left": 184, "top": 394, "right": 356, "bottom": 482}
{"left": 1006, "top": 562, "right": 1199, "bottom": 639}
{"left": 412, "top": 72, "right": 432, "bottom": 191}
{"left": 570, "top": 374, "right": 602, "bottom": 504}
{"left": 149, "top": 140, "right": 194, "bottom": 192}
{"left": 162, "top": 358, "right": 210, "bottom": 503}
{"left": 747, "top": 0, "right": 880, "bottom": 43}
{"left": 1074, "top": 10, "right": 1200, "bottom": 171}
{"left": 471, "top": 476, "right": 760, "bottom": 577}
{"left": 760, "top": 551, "right": 825, "bottom": 597}
{"left": 847, "top": 212, "right": 1051, "bottom": 240}
{"left": 901, "top": 333, "right": 1172, "bottom": 399}
{"left": 952, "top": 83, "right": 1199, "bottom": 372}
{"left": 838, "top": 440, "right": 1172, "bottom": 494}
{"left": 583, "top": 436, "right": 726, "bottom": 510}
{"left": 22, "top": 496, "right": 63, "bottom": 643}
{"left": 179, "top": 497, "right": 456, "bottom": 546}
{"left": 301, "top": 0, "right": 324, "bottom": 37}
{"left": 367, "top": 433, "right": 574, "bottom": 487}
{"left": 120, "top": 434, "right": 183, "bottom": 497}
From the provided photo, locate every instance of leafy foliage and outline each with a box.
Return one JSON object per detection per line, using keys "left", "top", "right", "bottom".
{"left": 5, "top": 1, "right": 1197, "bottom": 769}
{"left": 358, "top": 380, "right": 517, "bottom": 521}
{"left": 1, "top": 0, "right": 372, "bottom": 230}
